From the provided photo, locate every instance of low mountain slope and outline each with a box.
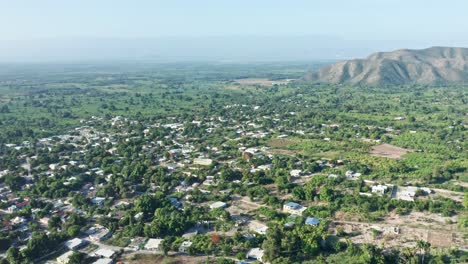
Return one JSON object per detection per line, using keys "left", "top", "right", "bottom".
{"left": 303, "top": 47, "right": 468, "bottom": 86}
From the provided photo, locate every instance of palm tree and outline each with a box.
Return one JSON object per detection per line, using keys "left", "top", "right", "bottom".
{"left": 416, "top": 240, "right": 431, "bottom": 263}
{"left": 400, "top": 247, "right": 417, "bottom": 264}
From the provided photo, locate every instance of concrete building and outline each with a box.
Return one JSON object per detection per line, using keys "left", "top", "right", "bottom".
{"left": 92, "top": 197, "right": 106, "bottom": 206}
{"left": 94, "top": 248, "right": 115, "bottom": 259}
{"left": 305, "top": 217, "right": 320, "bottom": 226}
{"left": 179, "top": 241, "right": 193, "bottom": 253}
{"left": 144, "top": 238, "right": 163, "bottom": 251}
{"left": 64, "top": 238, "right": 87, "bottom": 250}
{"left": 247, "top": 248, "right": 264, "bottom": 262}
{"left": 283, "top": 202, "right": 307, "bottom": 216}
{"left": 89, "top": 226, "right": 112, "bottom": 242}
{"left": 92, "top": 258, "right": 113, "bottom": 264}
{"left": 57, "top": 251, "right": 74, "bottom": 264}
{"left": 371, "top": 185, "right": 388, "bottom": 196}
{"left": 290, "top": 169, "right": 303, "bottom": 177}
{"left": 193, "top": 158, "right": 213, "bottom": 166}
{"left": 209, "top": 201, "right": 227, "bottom": 210}
{"left": 345, "top": 170, "right": 361, "bottom": 180}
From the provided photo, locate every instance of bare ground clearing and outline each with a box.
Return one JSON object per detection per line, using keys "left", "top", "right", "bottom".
{"left": 234, "top": 78, "right": 291, "bottom": 86}
{"left": 267, "top": 138, "right": 297, "bottom": 148}
{"left": 123, "top": 254, "right": 224, "bottom": 264}
{"left": 431, "top": 188, "right": 465, "bottom": 202}
{"left": 369, "top": 143, "right": 411, "bottom": 159}
{"left": 230, "top": 195, "right": 264, "bottom": 213}
{"left": 331, "top": 211, "right": 466, "bottom": 249}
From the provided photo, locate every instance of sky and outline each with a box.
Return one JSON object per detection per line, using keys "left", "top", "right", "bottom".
{"left": 0, "top": 0, "right": 467, "bottom": 62}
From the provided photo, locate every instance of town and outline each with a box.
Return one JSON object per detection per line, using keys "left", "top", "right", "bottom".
{"left": 0, "top": 67, "right": 466, "bottom": 264}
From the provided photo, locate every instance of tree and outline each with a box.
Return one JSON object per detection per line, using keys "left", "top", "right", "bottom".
{"left": 135, "top": 193, "right": 160, "bottom": 216}
{"left": 48, "top": 215, "right": 62, "bottom": 230}
{"left": 211, "top": 233, "right": 221, "bottom": 244}
{"left": 68, "top": 251, "right": 85, "bottom": 264}
{"left": 463, "top": 193, "right": 468, "bottom": 209}
{"left": 160, "top": 238, "right": 172, "bottom": 256}
{"left": 319, "top": 187, "right": 333, "bottom": 202}
{"left": 6, "top": 247, "right": 22, "bottom": 264}
{"left": 0, "top": 237, "right": 12, "bottom": 251}
{"left": 67, "top": 225, "right": 81, "bottom": 237}
{"left": 4, "top": 175, "right": 26, "bottom": 192}
{"left": 262, "top": 224, "right": 283, "bottom": 261}
{"left": 416, "top": 240, "right": 431, "bottom": 264}
{"left": 400, "top": 247, "right": 417, "bottom": 264}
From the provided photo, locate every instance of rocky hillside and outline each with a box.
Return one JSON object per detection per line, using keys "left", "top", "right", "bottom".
{"left": 303, "top": 47, "right": 468, "bottom": 86}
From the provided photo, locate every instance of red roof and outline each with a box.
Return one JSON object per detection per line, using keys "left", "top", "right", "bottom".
{"left": 15, "top": 199, "right": 30, "bottom": 208}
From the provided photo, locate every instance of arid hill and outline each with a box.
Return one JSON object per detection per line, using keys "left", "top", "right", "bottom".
{"left": 303, "top": 47, "right": 468, "bottom": 86}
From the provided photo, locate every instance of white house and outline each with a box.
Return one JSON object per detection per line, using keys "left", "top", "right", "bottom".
{"left": 94, "top": 248, "right": 115, "bottom": 259}
{"left": 144, "top": 238, "right": 163, "bottom": 251}
{"left": 179, "top": 241, "right": 193, "bottom": 253}
{"left": 92, "top": 197, "right": 106, "bottom": 206}
{"left": 134, "top": 212, "right": 144, "bottom": 221}
{"left": 89, "top": 226, "right": 112, "bottom": 241}
{"left": 49, "top": 163, "right": 60, "bottom": 171}
{"left": 92, "top": 258, "right": 113, "bottom": 264}
{"left": 305, "top": 217, "right": 320, "bottom": 226}
{"left": 209, "top": 201, "right": 227, "bottom": 210}
{"left": 290, "top": 169, "right": 303, "bottom": 177}
{"left": 64, "top": 238, "right": 87, "bottom": 250}
{"left": 396, "top": 186, "right": 432, "bottom": 202}
{"left": 203, "top": 176, "right": 217, "bottom": 186}
{"left": 283, "top": 202, "right": 307, "bottom": 216}
{"left": 371, "top": 185, "right": 388, "bottom": 196}
{"left": 193, "top": 158, "right": 213, "bottom": 166}
{"left": 11, "top": 216, "right": 27, "bottom": 226}
{"left": 345, "top": 170, "right": 361, "bottom": 180}
{"left": 247, "top": 248, "right": 264, "bottom": 262}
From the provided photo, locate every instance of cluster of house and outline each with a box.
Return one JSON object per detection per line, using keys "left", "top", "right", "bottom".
{"left": 283, "top": 202, "right": 320, "bottom": 227}
{"left": 0, "top": 110, "right": 442, "bottom": 264}
{"left": 0, "top": 114, "right": 285, "bottom": 262}
{"left": 51, "top": 233, "right": 114, "bottom": 264}
{"left": 142, "top": 238, "right": 192, "bottom": 253}
{"left": 395, "top": 186, "right": 432, "bottom": 201}
{"left": 359, "top": 180, "right": 432, "bottom": 202}
{"left": 345, "top": 170, "right": 362, "bottom": 181}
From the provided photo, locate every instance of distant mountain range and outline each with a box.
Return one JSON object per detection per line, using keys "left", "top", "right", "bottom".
{"left": 303, "top": 47, "right": 468, "bottom": 86}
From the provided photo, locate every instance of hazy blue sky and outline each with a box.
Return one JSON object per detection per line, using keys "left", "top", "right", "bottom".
{"left": 1, "top": 0, "right": 467, "bottom": 62}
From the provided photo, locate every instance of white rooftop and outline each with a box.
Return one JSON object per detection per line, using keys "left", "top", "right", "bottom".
{"left": 144, "top": 238, "right": 163, "bottom": 250}
{"left": 92, "top": 258, "right": 113, "bottom": 264}
{"left": 247, "top": 247, "right": 264, "bottom": 260}
{"left": 209, "top": 201, "right": 227, "bottom": 209}
{"left": 94, "top": 248, "right": 115, "bottom": 258}
{"left": 64, "top": 238, "right": 85, "bottom": 249}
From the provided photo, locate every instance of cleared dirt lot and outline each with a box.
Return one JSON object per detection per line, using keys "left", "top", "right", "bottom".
{"left": 369, "top": 143, "right": 411, "bottom": 159}
{"left": 267, "top": 138, "right": 297, "bottom": 148}
{"left": 229, "top": 195, "right": 264, "bottom": 213}
{"left": 331, "top": 211, "right": 466, "bottom": 249}
{"left": 431, "top": 188, "right": 466, "bottom": 203}
{"left": 123, "top": 254, "right": 223, "bottom": 264}
{"left": 234, "top": 78, "right": 291, "bottom": 86}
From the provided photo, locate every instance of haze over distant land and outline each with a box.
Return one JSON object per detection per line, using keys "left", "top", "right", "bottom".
{"left": 1, "top": 0, "right": 468, "bottom": 62}
{"left": 0, "top": 36, "right": 466, "bottom": 63}
{"left": 0, "top": 36, "right": 432, "bottom": 62}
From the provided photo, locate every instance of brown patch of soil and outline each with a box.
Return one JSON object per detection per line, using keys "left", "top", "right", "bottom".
{"left": 369, "top": 143, "right": 410, "bottom": 159}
